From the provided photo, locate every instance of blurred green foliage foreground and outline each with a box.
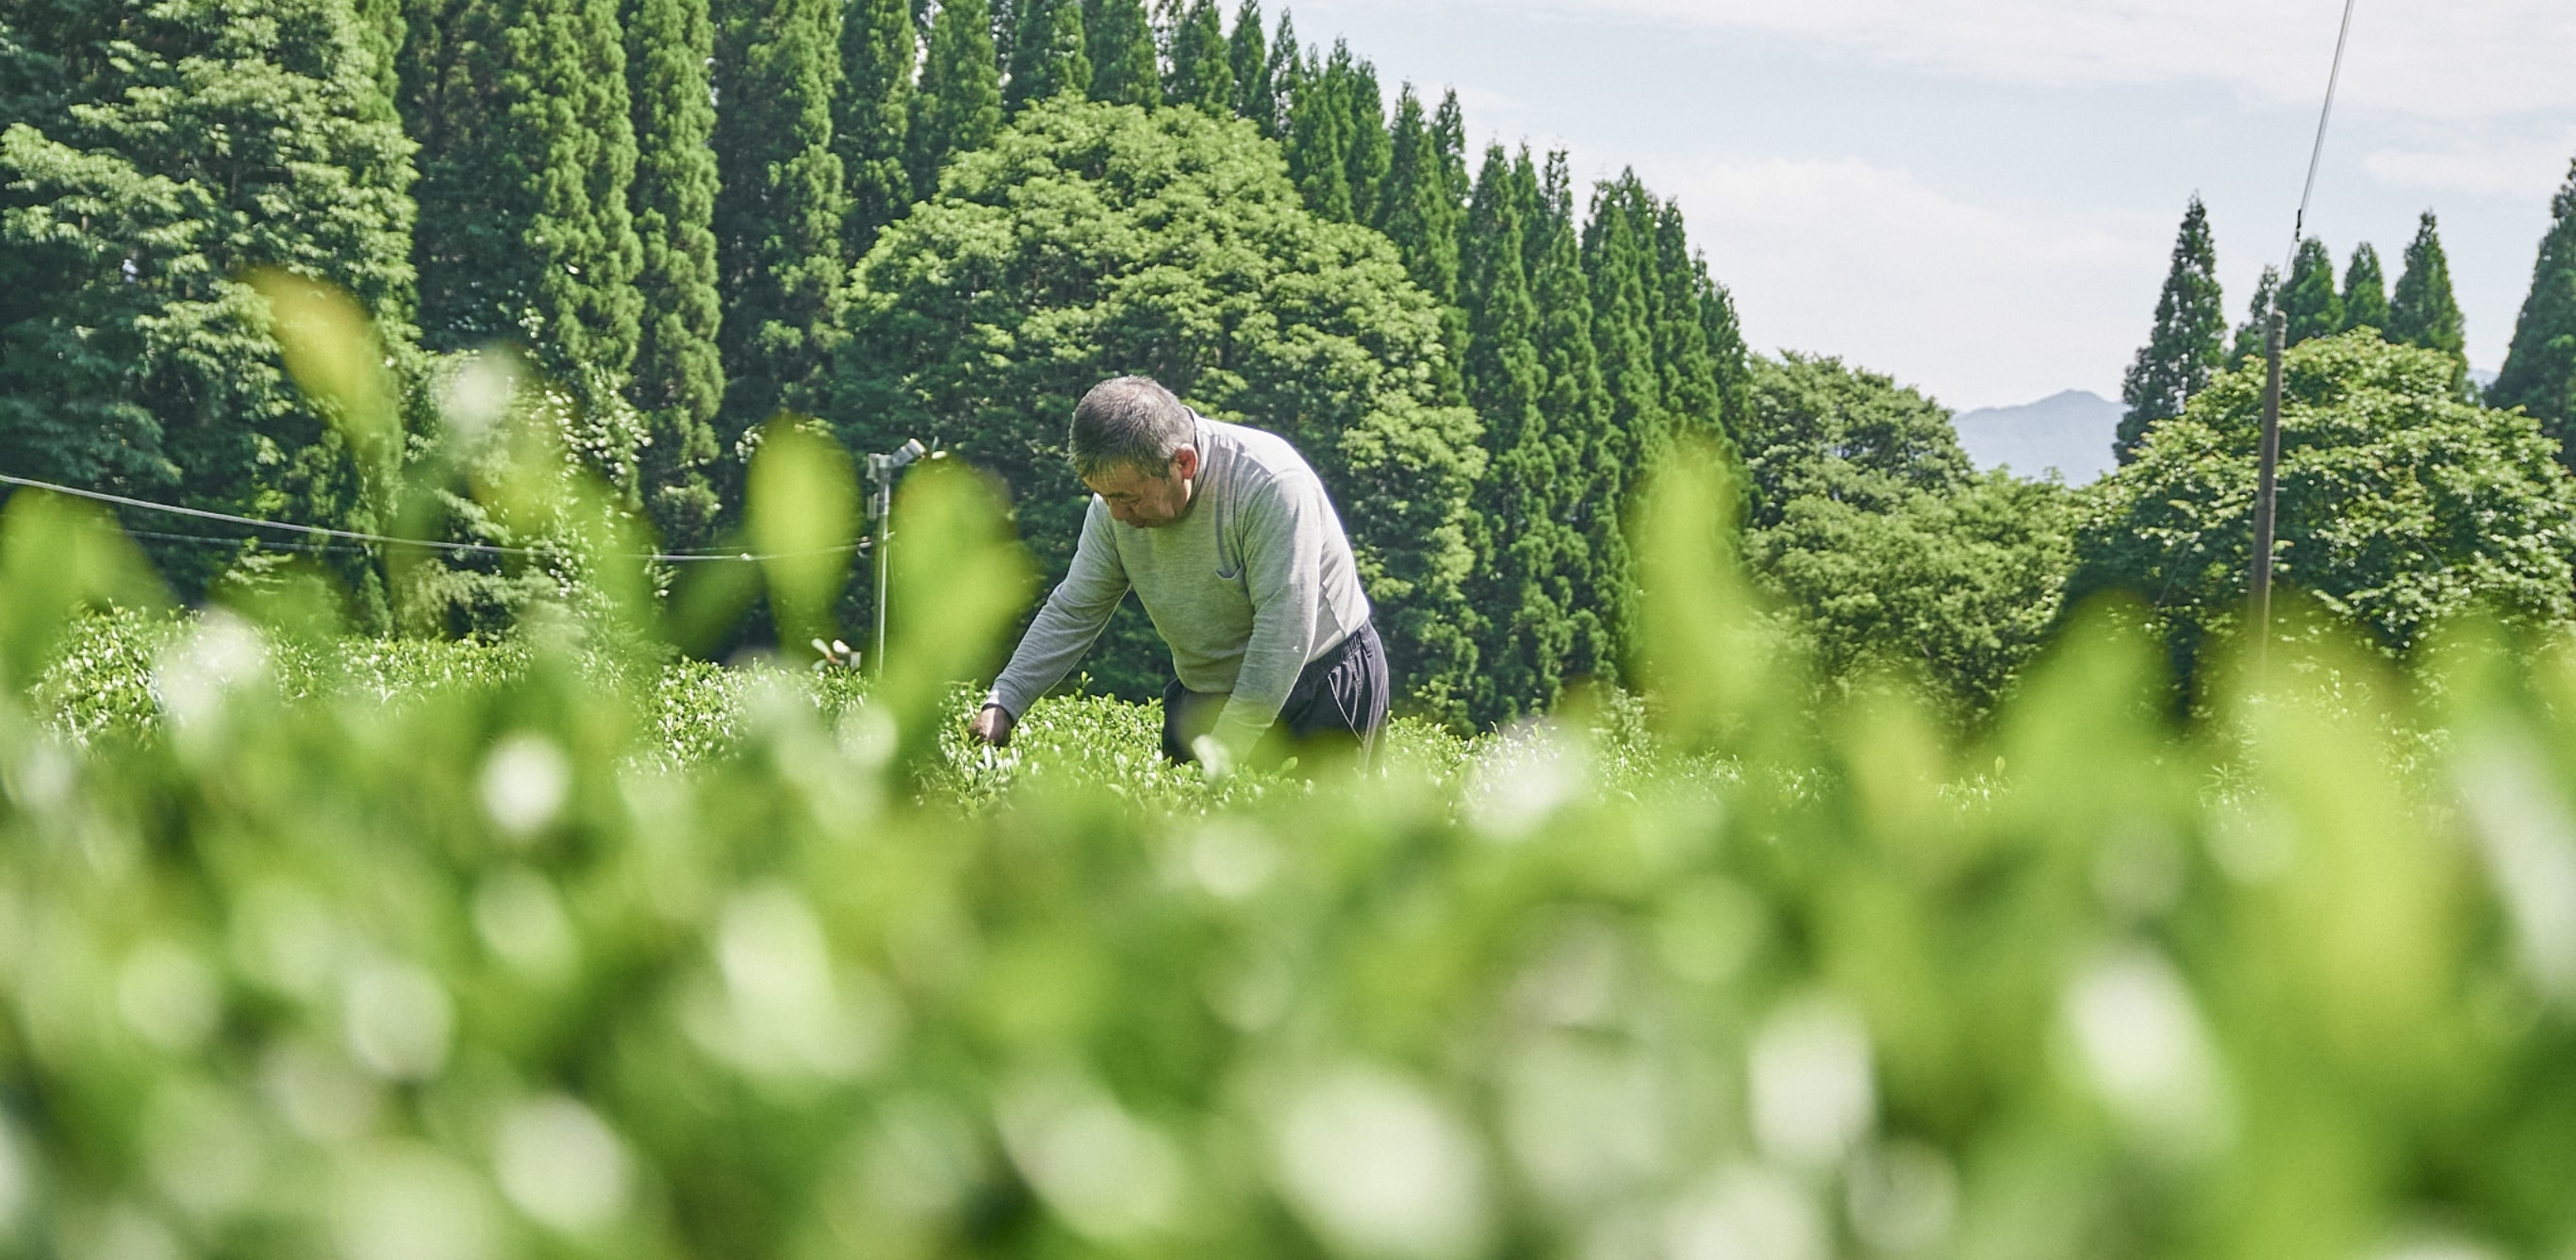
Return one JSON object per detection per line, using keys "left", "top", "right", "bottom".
{"left": 11, "top": 298, "right": 2576, "bottom": 1260}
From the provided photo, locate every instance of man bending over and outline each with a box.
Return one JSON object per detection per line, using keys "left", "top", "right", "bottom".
{"left": 966, "top": 375, "right": 1388, "bottom": 767}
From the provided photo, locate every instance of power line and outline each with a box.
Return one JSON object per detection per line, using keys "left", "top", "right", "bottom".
{"left": 2287, "top": 0, "right": 2362, "bottom": 267}
{"left": 0, "top": 472, "right": 864, "bottom": 565}
{"left": 2254, "top": 0, "right": 2363, "bottom": 664}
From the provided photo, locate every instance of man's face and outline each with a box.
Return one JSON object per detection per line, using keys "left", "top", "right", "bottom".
{"left": 1085, "top": 447, "right": 1198, "bottom": 528}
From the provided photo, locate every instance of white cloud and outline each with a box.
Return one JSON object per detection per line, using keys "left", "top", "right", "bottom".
{"left": 2366, "top": 130, "right": 2576, "bottom": 199}
{"left": 1422, "top": 0, "right": 2576, "bottom": 123}
{"left": 1671, "top": 158, "right": 2163, "bottom": 407}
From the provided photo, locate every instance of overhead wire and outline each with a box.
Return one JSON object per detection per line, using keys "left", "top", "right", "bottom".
{"left": 2287, "top": 0, "right": 2363, "bottom": 269}
{"left": 0, "top": 472, "right": 865, "bottom": 564}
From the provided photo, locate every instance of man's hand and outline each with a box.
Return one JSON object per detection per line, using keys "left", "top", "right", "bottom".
{"left": 968, "top": 703, "right": 1016, "bottom": 747}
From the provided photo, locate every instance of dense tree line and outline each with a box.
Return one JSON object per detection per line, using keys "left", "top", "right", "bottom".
{"left": 2119, "top": 199, "right": 2472, "bottom": 467}
{"left": 2082, "top": 332, "right": 2576, "bottom": 683}
{"left": 0, "top": 0, "right": 1750, "bottom": 728}
{"left": 19, "top": 0, "right": 2576, "bottom": 728}
{"left": 2095, "top": 190, "right": 2576, "bottom": 689}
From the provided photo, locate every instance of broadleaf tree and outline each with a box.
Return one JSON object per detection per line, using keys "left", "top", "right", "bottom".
{"left": 829, "top": 98, "right": 1485, "bottom": 722}
{"left": 0, "top": 0, "right": 416, "bottom": 611}
{"left": 2076, "top": 331, "right": 2576, "bottom": 681}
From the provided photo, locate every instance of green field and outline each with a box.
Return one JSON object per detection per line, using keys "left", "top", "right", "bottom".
{"left": 5, "top": 469, "right": 2575, "bottom": 1260}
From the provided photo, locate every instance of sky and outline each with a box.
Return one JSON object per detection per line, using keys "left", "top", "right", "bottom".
{"left": 1280, "top": 0, "right": 2576, "bottom": 412}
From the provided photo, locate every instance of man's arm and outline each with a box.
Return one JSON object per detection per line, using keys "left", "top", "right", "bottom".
{"left": 979, "top": 500, "right": 1130, "bottom": 737}
{"left": 1212, "top": 471, "right": 1329, "bottom": 753}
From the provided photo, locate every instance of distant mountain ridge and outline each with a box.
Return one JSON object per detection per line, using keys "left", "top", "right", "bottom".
{"left": 1951, "top": 390, "right": 2122, "bottom": 485}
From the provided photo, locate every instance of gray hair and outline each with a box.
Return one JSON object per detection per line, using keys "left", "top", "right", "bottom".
{"left": 1068, "top": 375, "right": 1197, "bottom": 479}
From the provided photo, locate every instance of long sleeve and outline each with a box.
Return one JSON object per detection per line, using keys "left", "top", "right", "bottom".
{"left": 1211, "top": 469, "right": 1328, "bottom": 752}
{"left": 986, "top": 499, "right": 1130, "bottom": 717}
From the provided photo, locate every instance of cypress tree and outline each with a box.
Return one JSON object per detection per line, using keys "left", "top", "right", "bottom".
{"left": 989, "top": 0, "right": 1016, "bottom": 77}
{"left": 1697, "top": 249, "right": 1752, "bottom": 453}
{"left": 1459, "top": 142, "right": 1564, "bottom": 722}
{"left": 2230, "top": 265, "right": 2281, "bottom": 366}
{"left": 907, "top": 0, "right": 999, "bottom": 197}
{"left": 1577, "top": 173, "right": 1665, "bottom": 683}
{"left": 1374, "top": 92, "right": 1460, "bottom": 405}
{"left": 1228, "top": 0, "right": 1271, "bottom": 132}
{"left": 838, "top": 0, "right": 915, "bottom": 255}
{"left": 1005, "top": 0, "right": 1089, "bottom": 108}
{"left": 2388, "top": 210, "right": 2468, "bottom": 390}
{"left": 1378, "top": 88, "right": 1461, "bottom": 304}
{"left": 1585, "top": 174, "right": 1666, "bottom": 457}
{"left": 1340, "top": 49, "right": 1388, "bottom": 227}
{"left": 2116, "top": 195, "right": 2226, "bottom": 463}
{"left": 1084, "top": 0, "right": 1157, "bottom": 108}
{"left": 2491, "top": 161, "right": 2576, "bottom": 449}
{"left": 1163, "top": 0, "right": 1229, "bottom": 113}
{"left": 2341, "top": 241, "right": 2389, "bottom": 333}
{"left": 711, "top": 0, "right": 846, "bottom": 444}
{"left": 1650, "top": 195, "right": 1746, "bottom": 471}
{"left": 1431, "top": 89, "right": 1468, "bottom": 205}
{"left": 1281, "top": 41, "right": 1350, "bottom": 221}
{"left": 626, "top": 0, "right": 725, "bottom": 541}
{"left": 1528, "top": 151, "right": 1614, "bottom": 683}
{"left": 409, "top": 0, "right": 645, "bottom": 396}
{"left": 1260, "top": 8, "right": 1299, "bottom": 138}
{"left": 2280, "top": 236, "right": 2342, "bottom": 346}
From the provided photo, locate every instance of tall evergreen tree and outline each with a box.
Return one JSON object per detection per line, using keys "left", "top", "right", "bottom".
{"left": 1281, "top": 40, "right": 1350, "bottom": 221}
{"left": 2230, "top": 265, "right": 2282, "bottom": 367}
{"left": 988, "top": 0, "right": 1016, "bottom": 77}
{"left": 2341, "top": 241, "right": 2389, "bottom": 333}
{"left": 1527, "top": 151, "right": 1613, "bottom": 682}
{"left": 1083, "top": 0, "right": 1157, "bottom": 107}
{"left": 407, "top": 0, "right": 645, "bottom": 396}
{"left": 626, "top": 0, "right": 725, "bottom": 542}
{"left": 2491, "top": 161, "right": 2576, "bottom": 452}
{"left": 1459, "top": 143, "right": 1567, "bottom": 722}
{"left": 2117, "top": 195, "right": 2226, "bottom": 463}
{"left": 909, "top": 0, "right": 1001, "bottom": 194}
{"left": 1650, "top": 196, "right": 1747, "bottom": 472}
{"left": 1228, "top": 0, "right": 1271, "bottom": 132}
{"left": 1162, "top": 0, "right": 1229, "bottom": 113}
{"left": 711, "top": 0, "right": 846, "bottom": 446}
{"left": 1378, "top": 84, "right": 1463, "bottom": 404}
{"left": 837, "top": 0, "right": 915, "bottom": 255}
{"left": 1, "top": 0, "right": 416, "bottom": 605}
{"left": 1576, "top": 173, "right": 1666, "bottom": 684}
{"left": 2280, "top": 236, "right": 2342, "bottom": 346}
{"left": 2388, "top": 210, "right": 2468, "bottom": 390}
{"left": 1259, "top": 8, "right": 1299, "bottom": 138}
{"left": 1340, "top": 49, "right": 1388, "bottom": 227}
{"left": 1005, "top": 0, "right": 1089, "bottom": 108}
{"left": 1430, "top": 90, "right": 1468, "bottom": 204}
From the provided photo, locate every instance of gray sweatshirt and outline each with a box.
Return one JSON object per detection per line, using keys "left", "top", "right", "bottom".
{"left": 985, "top": 414, "right": 1370, "bottom": 749}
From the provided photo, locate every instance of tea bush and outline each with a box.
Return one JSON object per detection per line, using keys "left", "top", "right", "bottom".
{"left": 7, "top": 296, "right": 2576, "bottom": 1260}
{"left": 6, "top": 453, "right": 2576, "bottom": 1260}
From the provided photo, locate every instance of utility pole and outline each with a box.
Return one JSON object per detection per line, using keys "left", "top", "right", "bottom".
{"left": 865, "top": 439, "right": 927, "bottom": 677}
{"left": 2249, "top": 310, "right": 2287, "bottom": 662}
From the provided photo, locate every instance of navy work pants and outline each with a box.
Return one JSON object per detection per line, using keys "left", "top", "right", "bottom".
{"left": 1162, "top": 621, "right": 1388, "bottom": 769}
